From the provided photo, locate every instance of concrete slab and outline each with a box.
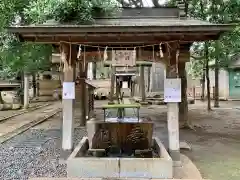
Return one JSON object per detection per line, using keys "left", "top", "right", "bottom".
{"left": 67, "top": 137, "right": 173, "bottom": 179}
{"left": 67, "top": 137, "right": 119, "bottom": 178}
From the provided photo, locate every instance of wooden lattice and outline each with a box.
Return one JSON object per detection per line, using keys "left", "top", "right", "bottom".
{"left": 89, "top": 93, "right": 94, "bottom": 111}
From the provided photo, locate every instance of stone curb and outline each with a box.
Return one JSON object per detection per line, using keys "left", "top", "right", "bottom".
{"left": 29, "top": 178, "right": 208, "bottom": 180}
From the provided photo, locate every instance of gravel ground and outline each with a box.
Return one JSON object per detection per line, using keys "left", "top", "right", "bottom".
{"left": 1, "top": 100, "right": 240, "bottom": 180}
{"left": 0, "top": 128, "right": 86, "bottom": 180}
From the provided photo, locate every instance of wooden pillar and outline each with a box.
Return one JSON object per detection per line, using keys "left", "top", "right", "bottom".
{"left": 178, "top": 62, "right": 188, "bottom": 127}
{"left": 79, "top": 60, "right": 88, "bottom": 126}
{"left": 23, "top": 73, "right": 29, "bottom": 109}
{"left": 61, "top": 43, "right": 77, "bottom": 151}
{"left": 130, "top": 77, "right": 135, "bottom": 97}
{"left": 178, "top": 45, "right": 191, "bottom": 128}
{"left": 140, "top": 65, "right": 146, "bottom": 102}
{"left": 92, "top": 62, "right": 97, "bottom": 80}
{"left": 109, "top": 66, "right": 116, "bottom": 104}
{"left": 165, "top": 43, "right": 180, "bottom": 164}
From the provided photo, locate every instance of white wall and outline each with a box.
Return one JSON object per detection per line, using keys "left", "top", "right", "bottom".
{"left": 230, "top": 57, "right": 240, "bottom": 68}
{"left": 187, "top": 69, "right": 229, "bottom": 100}
{"left": 207, "top": 69, "right": 229, "bottom": 99}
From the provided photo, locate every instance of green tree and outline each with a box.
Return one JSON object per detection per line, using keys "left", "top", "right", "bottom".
{"left": 1, "top": 0, "right": 122, "bottom": 103}
{"left": 0, "top": 0, "right": 53, "bottom": 102}
{"left": 165, "top": 0, "right": 240, "bottom": 128}
{"left": 24, "top": 0, "right": 120, "bottom": 24}
{"left": 172, "top": 0, "right": 240, "bottom": 105}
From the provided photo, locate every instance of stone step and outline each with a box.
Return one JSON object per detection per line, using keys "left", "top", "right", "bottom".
{"left": 30, "top": 178, "right": 203, "bottom": 180}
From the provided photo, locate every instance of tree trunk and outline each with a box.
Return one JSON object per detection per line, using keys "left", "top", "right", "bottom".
{"left": 201, "top": 71, "right": 205, "bottom": 101}
{"left": 178, "top": 62, "right": 189, "bottom": 127}
{"left": 79, "top": 61, "right": 87, "bottom": 126}
{"left": 36, "top": 74, "right": 40, "bottom": 97}
{"left": 205, "top": 42, "right": 211, "bottom": 111}
{"left": 93, "top": 62, "right": 97, "bottom": 80}
{"left": 24, "top": 73, "right": 30, "bottom": 109}
{"left": 32, "top": 73, "right": 37, "bottom": 97}
{"left": 152, "top": 0, "right": 161, "bottom": 7}
{"left": 214, "top": 41, "right": 220, "bottom": 107}
{"left": 20, "top": 72, "right": 24, "bottom": 105}
{"left": 200, "top": 0, "right": 206, "bottom": 103}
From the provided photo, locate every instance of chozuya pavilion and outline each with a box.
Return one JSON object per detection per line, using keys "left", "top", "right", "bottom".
{"left": 8, "top": 1, "right": 233, "bottom": 179}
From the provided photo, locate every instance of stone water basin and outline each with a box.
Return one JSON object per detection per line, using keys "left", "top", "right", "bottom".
{"left": 67, "top": 137, "right": 173, "bottom": 179}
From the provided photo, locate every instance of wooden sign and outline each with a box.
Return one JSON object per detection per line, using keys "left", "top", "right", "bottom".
{"left": 114, "top": 50, "right": 136, "bottom": 66}
{"left": 90, "top": 122, "right": 153, "bottom": 151}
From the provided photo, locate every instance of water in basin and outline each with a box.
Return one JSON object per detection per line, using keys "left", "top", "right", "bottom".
{"left": 105, "top": 117, "right": 142, "bottom": 123}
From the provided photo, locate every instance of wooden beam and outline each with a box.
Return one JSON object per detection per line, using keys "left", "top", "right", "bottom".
{"left": 21, "top": 33, "right": 220, "bottom": 43}
{"left": 8, "top": 24, "right": 233, "bottom": 34}
{"left": 22, "top": 32, "right": 218, "bottom": 37}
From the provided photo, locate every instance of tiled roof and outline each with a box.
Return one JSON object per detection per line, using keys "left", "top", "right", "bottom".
{"left": 7, "top": 8, "right": 234, "bottom": 43}
{"left": 94, "top": 18, "right": 213, "bottom": 26}
{"left": 31, "top": 17, "right": 214, "bottom": 27}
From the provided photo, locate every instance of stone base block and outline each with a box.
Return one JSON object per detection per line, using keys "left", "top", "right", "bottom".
{"left": 67, "top": 137, "right": 173, "bottom": 179}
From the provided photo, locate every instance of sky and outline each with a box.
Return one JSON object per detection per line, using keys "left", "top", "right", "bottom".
{"left": 142, "top": 0, "right": 167, "bottom": 6}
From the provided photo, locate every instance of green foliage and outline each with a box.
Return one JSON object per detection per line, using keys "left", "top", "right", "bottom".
{"left": 24, "top": 0, "right": 120, "bottom": 24}
{"left": 0, "top": 0, "right": 53, "bottom": 80}
{"left": 187, "top": 43, "right": 205, "bottom": 78}
{"left": 0, "top": 0, "right": 121, "bottom": 81}
{"left": 168, "top": 0, "right": 240, "bottom": 78}
{"left": 24, "top": 0, "right": 59, "bottom": 24}
{"left": 0, "top": 35, "right": 52, "bottom": 80}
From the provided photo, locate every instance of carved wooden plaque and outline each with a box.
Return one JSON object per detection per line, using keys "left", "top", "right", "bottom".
{"left": 91, "top": 122, "right": 153, "bottom": 151}
{"left": 114, "top": 50, "right": 136, "bottom": 67}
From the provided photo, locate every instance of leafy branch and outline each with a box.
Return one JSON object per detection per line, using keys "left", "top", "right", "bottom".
{"left": 24, "top": 0, "right": 121, "bottom": 24}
